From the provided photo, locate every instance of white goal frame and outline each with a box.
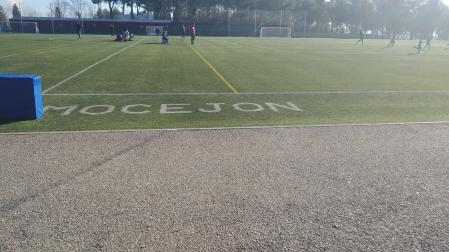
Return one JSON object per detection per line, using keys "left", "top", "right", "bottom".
{"left": 260, "top": 26, "right": 292, "bottom": 38}
{"left": 145, "top": 26, "right": 164, "bottom": 36}
{"left": 0, "top": 21, "right": 39, "bottom": 33}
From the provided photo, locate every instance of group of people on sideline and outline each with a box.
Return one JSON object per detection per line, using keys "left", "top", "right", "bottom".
{"left": 181, "top": 23, "right": 196, "bottom": 45}
{"left": 98, "top": 23, "right": 196, "bottom": 45}
{"left": 74, "top": 22, "right": 197, "bottom": 45}
{"left": 159, "top": 23, "right": 196, "bottom": 45}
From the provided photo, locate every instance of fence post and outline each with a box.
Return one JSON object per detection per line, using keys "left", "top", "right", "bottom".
{"left": 279, "top": 9, "right": 283, "bottom": 37}
{"left": 303, "top": 11, "right": 307, "bottom": 38}
{"left": 185, "top": 0, "right": 188, "bottom": 19}
{"left": 19, "top": 3, "right": 24, "bottom": 33}
{"left": 254, "top": 9, "right": 257, "bottom": 37}
{"left": 81, "top": 18, "right": 85, "bottom": 35}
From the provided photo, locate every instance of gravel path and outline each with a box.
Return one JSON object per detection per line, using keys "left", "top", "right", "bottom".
{"left": 1, "top": 124, "right": 449, "bottom": 251}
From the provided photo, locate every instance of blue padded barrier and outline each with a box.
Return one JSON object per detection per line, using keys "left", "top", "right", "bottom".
{"left": 0, "top": 74, "right": 44, "bottom": 120}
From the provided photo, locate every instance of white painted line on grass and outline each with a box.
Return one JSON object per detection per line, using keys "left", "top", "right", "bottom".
{"left": 2, "top": 121, "right": 449, "bottom": 136}
{"left": 43, "top": 39, "right": 144, "bottom": 94}
{"left": 44, "top": 92, "right": 236, "bottom": 96}
{"left": 43, "top": 90, "right": 449, "bottom": 96}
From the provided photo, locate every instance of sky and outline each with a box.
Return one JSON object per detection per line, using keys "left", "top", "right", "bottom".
{"left": 0, "top": 0, "right": 94, "bottom": 16}
{"left": 2, "top": 0, "right": 449, "bottom": 17}
{"left": 1, "top": 0, "right": 55, "bottom": 16}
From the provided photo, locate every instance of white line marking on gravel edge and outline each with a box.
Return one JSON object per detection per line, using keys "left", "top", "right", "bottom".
{"left": 43, "top": 39, "right": 144, "bottom": 94}
{"left": 2, "top": 121, "right": 449, "bottom": 135}
{"left": 44, "top": 90, "right": 449, "bottom": 96}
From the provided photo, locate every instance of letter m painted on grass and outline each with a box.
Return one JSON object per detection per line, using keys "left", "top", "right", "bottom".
{"left": 44, "top": 106, "right": 78, "bottom": 116}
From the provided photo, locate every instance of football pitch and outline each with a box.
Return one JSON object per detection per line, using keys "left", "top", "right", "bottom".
{"left": 1, "top": 34, "right": 449, "bottom": 132}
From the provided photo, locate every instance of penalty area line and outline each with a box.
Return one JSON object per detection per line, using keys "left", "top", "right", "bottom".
{"left": 43, "top": 39, "right": 145, "bottom": 94}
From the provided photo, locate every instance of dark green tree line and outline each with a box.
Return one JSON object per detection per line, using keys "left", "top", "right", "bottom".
{"left": 91, "top": 0, "right": 449, "bottom": 37}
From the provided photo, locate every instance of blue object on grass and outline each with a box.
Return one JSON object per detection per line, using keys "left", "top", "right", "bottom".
{"left": 0, "top": 74, "right": 44, "bottom": 120}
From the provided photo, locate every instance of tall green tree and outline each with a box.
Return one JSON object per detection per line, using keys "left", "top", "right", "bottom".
{"left": 328, "top": 0, "right": 350, "bottom": 30}
{"left": 104, "top": 0, "right": 119, "bottom": 18}
{"left": 348, "top": 0, "right": 375, "bottom": 31}
{"left": 12, "top": 3, "right": 21, "bottom": 18}
{"left": 140, "top": 0, "right": 173, "bottom": 20}
{"left": 92, "top": 0, "right": 102, "bottom": 8}
{"left": 126, "top": 0, "right": 136, "bottom": 19}
{"left": 55, "top": 6, "right": 63, "bottom": 17}
{"left": 74, "top": 0, "right": 449, "bottom": 37}
{"left": 120, "top": 0, "right": 126, "bottom": 14}
{"left": 413, "top": 0, "right": 446, "bottom": 37}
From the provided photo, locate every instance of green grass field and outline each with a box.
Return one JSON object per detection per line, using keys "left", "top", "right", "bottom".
{"left": 1, "top": 34, "right": 449, "bottom": 132}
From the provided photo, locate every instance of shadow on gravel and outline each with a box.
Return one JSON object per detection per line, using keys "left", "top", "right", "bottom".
{"left": 0, "top": 119, "right": 32, "bottom": 126}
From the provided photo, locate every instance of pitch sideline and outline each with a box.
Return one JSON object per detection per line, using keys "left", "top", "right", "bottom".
{"left": 2, "top": 120, "right": 449, "bottom": 135}
{"left": 43, "top": 90, "right": 449, "bottom": 96}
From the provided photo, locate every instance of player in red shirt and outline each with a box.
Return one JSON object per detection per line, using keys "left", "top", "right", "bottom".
{"left": 191, "top": 23, "right": 196, "bottom": 45}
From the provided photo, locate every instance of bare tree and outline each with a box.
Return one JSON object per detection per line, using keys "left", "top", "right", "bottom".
{"left": 4, "top": 4, "right": 12, "bottom": 19}
{"left": 48, "top": 2, "right": 55, "bottom": 17}
{"left": 49, "top": 0, "right": 70, "bottom": 18}
{"left": 12, "top": 3, "right": 21, "bottom": 18}
{"left": 86, "top": 2, "right": 97, "bottom": 18}
{"left": 0, "top": 4, "right": 7, "bottom": 21}
{"left": 69, "top": 0, "right": 88, "bottom": 18}
{"left": 105, "top": 0, "right": 119, "bottom": 19}
{"left": 22, "top": 7, "right": 41, "bottom": 17}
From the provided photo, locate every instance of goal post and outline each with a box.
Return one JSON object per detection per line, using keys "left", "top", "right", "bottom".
{"left": 145, "top": 26, "right": 164, "bottom": 36}
{"left": 255, "top": 9, "right": 307, "bottom": 38}
{"left": 0, "top": 21, "right": 39, "bottom": 34}
{"left": 260, "top": 27, "right": 292, "bottom": 38}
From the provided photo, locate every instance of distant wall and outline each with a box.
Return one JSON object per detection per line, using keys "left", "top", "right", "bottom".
{"left": 9, "top": 18, "right": 171, "bottom": 35}
{"left": 169, "top": 24, "right": 385, "bottom": 39}
{"left": 169, "top": 24, "right": 256, "bottom": 37}
{"left": 6, "top": 18, "right": 421, "bottom": 39}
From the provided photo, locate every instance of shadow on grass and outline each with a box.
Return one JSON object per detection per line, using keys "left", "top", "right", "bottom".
{"left": 142, "top": 42, "right": 164, "bottom": 45}
{"left": 0, "top": 119, "right": 35, "bottom": 126}
{"left": 0, "top": 120, "right": 20, "bottom": 126}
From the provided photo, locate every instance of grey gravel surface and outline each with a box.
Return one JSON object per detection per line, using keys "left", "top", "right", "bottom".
{"left": 1, "top": 124, "right": 449, "bottom": 251}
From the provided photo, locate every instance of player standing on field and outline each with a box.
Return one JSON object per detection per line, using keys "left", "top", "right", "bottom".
{"left": 109, "top": 24, "right": 115, "bottom": 37}
{"left": 386, "top": 33, "right": 396, "bottom": 48}
{"left": 182, "top": 24, "right": 186, "bottom": 39}
{"left": 356, "top": 30, "right": 364, "bottom": 45}
{"left": 415, "top": 39, "right": 423, "bottom": 54}
{"left": 162, "top": 27, "right": 169, "bottom": 45}
{"left": 191, "top": 23, "right": 196, "bottom": 45}
{"left": 75, "top": 22, "right": 82, "bottom": 40}
{"left": 423, "top": 37, "right": 432, "bottom": 50}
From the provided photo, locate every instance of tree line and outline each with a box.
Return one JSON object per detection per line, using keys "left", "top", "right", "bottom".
{"left": 0, "top": 4, "right": 7, "bottom": 22}
{"left": 2, "top": 0, "right": 449, "bottom": 38}
{"left": 91, "top": 0, "right": 449, "bottom": 37}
